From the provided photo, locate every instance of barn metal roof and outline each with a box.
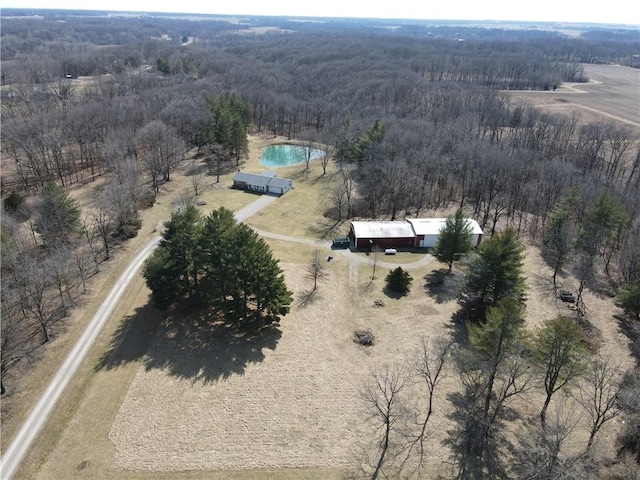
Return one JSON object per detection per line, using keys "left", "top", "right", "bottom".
{"left": 350, "top": 221, "right": 415, "bottom": 239}
{"left": 406, "top": 218, "right": 483, "bottom": 236}
{"left": 350, "top": 218, "right": 483, "bottom": 239}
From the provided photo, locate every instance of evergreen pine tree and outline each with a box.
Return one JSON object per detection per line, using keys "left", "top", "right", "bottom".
{"left": 461, "top": 228, "right": 526, "bottom": 322}
{"left": 35, "top": 182, "right": 81, "bottom": 247}
{"left": 616, "top": 278, "right": 640, "bottom": 321}
{"left": 432, "top": 209, "right": 474, "bottom": 272}
{"left": 385, "top": 267, "right": 413, "bottom": 294}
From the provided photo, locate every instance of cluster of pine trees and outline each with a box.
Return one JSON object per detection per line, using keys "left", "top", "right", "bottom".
{"left": 142, "top": 205, "right": 292, "bottom": 320}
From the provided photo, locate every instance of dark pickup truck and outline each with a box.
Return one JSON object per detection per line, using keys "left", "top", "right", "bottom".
{"left": 332, "top": 237, "right": 350, "bottom": 248}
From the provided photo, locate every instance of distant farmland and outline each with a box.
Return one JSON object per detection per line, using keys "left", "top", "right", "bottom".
{"left": 507, "top": 64, "right": 640, "bottom": 127}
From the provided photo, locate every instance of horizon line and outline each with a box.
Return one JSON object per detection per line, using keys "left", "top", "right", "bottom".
{"left": 1, "top": 6, "right": 638, "bottom": 28}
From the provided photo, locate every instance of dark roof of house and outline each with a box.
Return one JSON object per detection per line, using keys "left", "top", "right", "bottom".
{"left": 233, "top": 171, "right": 291, "bottom": 189}
{"left": 267, "top": 177, "right": 292, "bottom": 189}
{"left": 233, "top": 171, "right": 275, "bottom": 187}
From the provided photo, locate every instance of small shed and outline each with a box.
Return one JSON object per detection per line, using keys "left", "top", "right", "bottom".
{"left": 406, "top": 218, "right": 483, "bottom": 248}
{"left": 349, "top": 221, "right": 416, "bottom": 250}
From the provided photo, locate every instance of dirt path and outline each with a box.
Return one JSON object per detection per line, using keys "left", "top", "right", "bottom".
{"left": 0, "top": 194, "right": 281, "bottom": 480}
{"left": 0, "top": 237, "right": 161, "bottom": 480}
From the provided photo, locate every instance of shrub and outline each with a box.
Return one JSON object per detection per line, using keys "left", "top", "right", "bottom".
{"left": 3, "top": 191, "right": 24, "bottom": 213}
{"left": 385, "top": 267, "right": 413, "bottom": 294}
{"left": 3, "top": 191, "right": 30, "bottom": 220}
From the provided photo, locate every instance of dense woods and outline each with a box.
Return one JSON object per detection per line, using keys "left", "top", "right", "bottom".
{"left": 1, "top": 8, "right": 639, "bottom": 476}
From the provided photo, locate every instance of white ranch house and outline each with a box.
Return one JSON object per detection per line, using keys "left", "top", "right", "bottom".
{"left": 232, "top": 171, "right": 293, "bottom": 196}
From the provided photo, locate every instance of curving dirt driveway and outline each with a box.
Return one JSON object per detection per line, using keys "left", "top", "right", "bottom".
{"left": 0, "top": 193, "right": 433, "bottom": 480}
{"left": 0, "top": 236, "right": 161, "bottom": 480}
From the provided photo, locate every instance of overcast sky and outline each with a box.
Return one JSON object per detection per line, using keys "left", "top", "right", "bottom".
{"left": 1, "top": 0, "right": 638, "bottom": 26}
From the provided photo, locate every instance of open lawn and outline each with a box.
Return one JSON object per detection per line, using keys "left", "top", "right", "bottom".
{"left": 6, "top": 130, "right": 637, "bottom": 479}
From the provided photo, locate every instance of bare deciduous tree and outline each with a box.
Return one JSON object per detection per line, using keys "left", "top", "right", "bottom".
{"left": 1, "top": 291, "right": 30, "bottom": 396}
{"left": 406, "top": 336, "right": 453, "bottom": 468}
{"left": 72, "top": 242, "right": 93, "bottom": 294}
{"left": 306, "top": 249, "right": 327, "bottom": 292}
{"left": 512, "top": 400, "right": 583, "bottom": 480}
{"left": 302, "top": 138, "right": 315, "bottom": 171}
{"left": 362, "top": 363, "right": 409, "bottom": 480}
{"left": 320, "top": 143, "right": 335, "bottom": 175}
{"left": 22, "top": 256, "right": 58, "bottom": 343}
{"left": 46, "top": 245, "right": 75, "bottom": 312}
{"left": 91, "top": 202, "right": 115, "bottom": 260}
{"left": 136, "top": 120, "right": 185, "bottom": 196}
{"left": 323, "top": 183, "right": 347, "bottom": 221}
{"left": 82, "top": 217, "right": 101, "bottom": 273}
{"left": 340, "top": 167, "right": 356, "bottom": 219}
{"left": 575, "top": 355, "right": 622, "bottom": 453}
{"left": 186, "top": 162, "right": 208, "bottom": 196}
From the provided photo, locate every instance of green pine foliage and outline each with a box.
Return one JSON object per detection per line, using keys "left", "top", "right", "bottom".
{"left": 532, "top": 316, "right": 591, "bottom": 427}
{"left": 385, "top": 267, "right": 413, "bottom": 294}
{"left": 458, "top": 298, "right": 529, "bottom": 463}
{"left": 142, "top": 206, "right": 292, "bottom": 321}
{"left": 460, "top": 227, "right": 526, "bottom": 322}
{"left": 576, "top": 191, "right": 628, "bottom": 259}
{"left": 338, "top": 118, "right": 386, "bottom": 165}
{"left": 3, "top": 191, "right": 25, "bottom": 216}
{"left": 34, "top": 182, "right": 82, "bottom": 246}
{"left": 541, "top": 189, "right": 581, "bottom": 286}
{"left": 616, "top": 279, "right": 640, "bottom": 321}
{"left": 432, "top": 209, "right": 474, "bottom": 271}
{"left": 206, "top": 93, "right": 250, "bottom": 160}
{"left": 467, "top": 298, "right": 527, "bottom": 363}
{"left": 142, "top": 246, "right": 179, "bottom": 310}
{"left": 158, "top": 204, "right": 204, "bottom": 294}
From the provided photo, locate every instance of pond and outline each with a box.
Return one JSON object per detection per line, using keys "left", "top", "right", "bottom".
{"left": 259, "top": 144, "right": 326, "bottom": 168}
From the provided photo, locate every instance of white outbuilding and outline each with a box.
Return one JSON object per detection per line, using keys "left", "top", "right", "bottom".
{"left": 406, "top": 218, "right": 484, "bottom": 248}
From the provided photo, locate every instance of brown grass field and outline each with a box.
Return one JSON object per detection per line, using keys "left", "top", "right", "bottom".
{"left": 3, "top": 64, "right": 639, "bottom": 479}
{"left": 506, "top": 64, "right": 640, "bottom": 128}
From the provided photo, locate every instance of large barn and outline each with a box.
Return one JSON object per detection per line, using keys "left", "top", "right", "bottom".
{"left": 348, "top": 218, "right": 483, "bottom": 250}
{"left": 232, "top": 171, "right": 293, "bottom": 196}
